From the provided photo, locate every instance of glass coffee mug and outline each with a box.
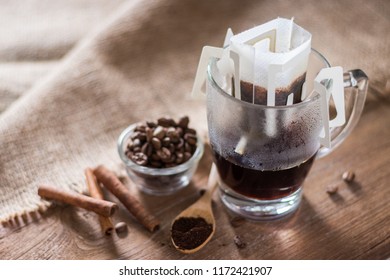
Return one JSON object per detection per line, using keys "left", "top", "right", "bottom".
{"left": 206, "top": 49, "right": 368, "bottom": 220}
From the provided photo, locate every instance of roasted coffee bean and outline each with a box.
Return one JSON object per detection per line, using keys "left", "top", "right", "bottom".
{"left": 153, "top": 126, "right": 165, "bottom": 139}
{"left": 158, "top": 117, "right": 176, "bottom": 127}
{"left": 131, "top": 152, "right": 148, "bottom": 166}
{"left": 176, "top": 127, "right": 184, "bottom": 137}
{"left": 342, "top": 171, "right": 355, "bottom": 182}
{"left": 166, "top": 127, "right": 176, "bottom": 136}
{"left": 168, "top": 143, "right": 175, "bottom": 154}
{"left": 152, "top": 137, "right": 162, "bottom": 150}
{"left": 175, "top": 152, "right": 184, "bottom": 164}
{"left": 150, "top": 161, "right": 162, "bottom": 168}
{"left": 146, "top": 127, "right": 153, "bottom": 143}
{"left": 126, "top": 116, "right": 197, "bottom": 168}
{"left": 146, "top": 121, "right": 157, "bottom": 128}
{"left": 162, "top": 154, "right": 176, "bottom": 163}
{"left": 135, "top": 124, "right": 146, "bottom": 132}
{"left": 115, "top": 222, "right": 128, "bottom": 234}
{"left": 162, "top": 137, "right": 171, "bottom": 147}
{"left": 167, "top": 127, "right": 179, "bottom": 142}
{"left": 170, "top": 135, "right": 180, "bottom": 143}
{"left": 131, "top": 131, "right": 141, "bottom": 140}
{"left": 184, "top": 142, "right": 192, "bottom": 153}
{"left": 151, "top": 153, "right": 160, "bottom": 161}
{"left": 326, "top": 183, "right": 339, "bottom": 194}
{"left": 138, "top": 132, "right": 147, "bottom": 141}
{"left": 157, "top": 147, "right": 171, "bottom": 161}
{"left": 185, "top": 128, "right": 197, "bottom": 135}
{"left": 141, "top": 143, "right": 153, "bottom": 157}
{"left": 178, "top": 116, "right": 189, "bottom": 128}
{"left": 175, "top": 138, "right": 184, "bottom": 150}
{"left": 132, "top": 138, "right": 141, "bottom": 147}
{"left": 233, "top": 235, "right": 246, "bottom": 249}
{"left": 132, "top": 131, "right": 147, "bottom": 142}
{"left": 184, "top": 133, "right": 197, "bottom": 145}
{"left": 184, "top": 152, "right": 192, "bottom": 161}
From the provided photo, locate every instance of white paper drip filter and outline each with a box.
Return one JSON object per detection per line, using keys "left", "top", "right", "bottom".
{"left": 192, "top": 17, "right": 346, "bottom": 149}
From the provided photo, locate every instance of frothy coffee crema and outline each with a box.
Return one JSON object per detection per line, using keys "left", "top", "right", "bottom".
{"left": 240, "top": 73, "right": 306, "bottom": 106}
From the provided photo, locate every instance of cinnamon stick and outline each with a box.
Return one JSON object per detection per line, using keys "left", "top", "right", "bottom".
{"left": 38, "top": 185, "right": 118, "bottom": 217}
{"left": 93, "top": 165, "right": 160, "bottom": 232}
{"left": 85, "top": 168, "right": 114, "bottom": 235}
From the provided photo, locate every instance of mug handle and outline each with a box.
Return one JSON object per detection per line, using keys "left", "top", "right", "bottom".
{"left": 317, "top": 69, "right": 369, "bottom": 158}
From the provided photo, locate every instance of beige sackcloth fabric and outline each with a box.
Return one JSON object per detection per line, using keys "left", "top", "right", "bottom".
{"left": 0, "top": 0, "right": 389, "bottom": 222}
{"left": 0, "top": 0, "right": 126, "bottom": 113}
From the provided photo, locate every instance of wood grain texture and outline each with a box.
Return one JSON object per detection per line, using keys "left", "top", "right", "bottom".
{"left": 0, "top": 0, "right": 389, "bottom": 259}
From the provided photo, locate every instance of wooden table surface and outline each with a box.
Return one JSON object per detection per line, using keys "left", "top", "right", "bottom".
{"left": 0, "top": 0, "right": 389, "bottom": 260}
{"left": 0, "top": 84, "right": 388, "bottom": 260}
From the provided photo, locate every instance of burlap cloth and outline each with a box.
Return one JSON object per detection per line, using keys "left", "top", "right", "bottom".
{"left": 0, "top": 0, "right": 389, "bottom": 222}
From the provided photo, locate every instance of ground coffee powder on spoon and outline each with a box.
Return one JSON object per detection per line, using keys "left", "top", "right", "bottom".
{"left": 171, "top": 217, "right": 213, "bottom": 250}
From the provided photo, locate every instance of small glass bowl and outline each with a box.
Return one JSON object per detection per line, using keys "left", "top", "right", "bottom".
{"left": 117, "top": 124, "right": 204, "bottom": 195}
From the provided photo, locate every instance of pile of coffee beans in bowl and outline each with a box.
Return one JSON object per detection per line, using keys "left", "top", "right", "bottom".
{"left": 125, "top": 116, "right": 198, "bottom": 169}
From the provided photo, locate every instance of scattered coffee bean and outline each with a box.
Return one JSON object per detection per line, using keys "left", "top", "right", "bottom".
{"left": 126, "top": 116, "right": 198, "bottom": 168}
{"left": 326, "top": 183, "right": 339, "bottom": 194}
{"left": 233, "top": 235, "right": 246, "bottom": 249}
{"left": 342, "top": 171, "right": 355, "bottom": 183}
{"left": 115, "top": 222, "right": 128, "bottom": 234}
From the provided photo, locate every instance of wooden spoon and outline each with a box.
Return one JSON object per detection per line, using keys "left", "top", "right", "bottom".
{"left": 171, "top": 164, "right": 219, "bottom": 254}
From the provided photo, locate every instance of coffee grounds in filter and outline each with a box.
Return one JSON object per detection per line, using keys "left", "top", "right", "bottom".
{"left": 240, "top": 72, "right": 306, "bottom": 106}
